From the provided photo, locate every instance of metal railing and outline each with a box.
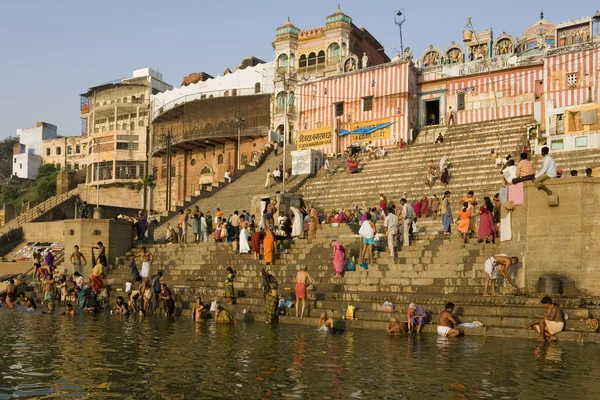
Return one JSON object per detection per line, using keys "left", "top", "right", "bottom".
{"left": 0, "top": 186, "right": 82, "bottom": 237}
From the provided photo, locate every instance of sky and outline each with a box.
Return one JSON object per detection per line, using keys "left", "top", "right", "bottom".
{"left": 0, "top": 0, "right": 597, "bottom": 139}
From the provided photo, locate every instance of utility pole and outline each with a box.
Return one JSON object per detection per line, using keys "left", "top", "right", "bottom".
{"left": 165, "top": 130, "right": 173, "bottom": 212}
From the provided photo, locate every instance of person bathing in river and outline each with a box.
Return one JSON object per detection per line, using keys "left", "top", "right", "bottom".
{"left": 525, "top": 296, "right": 564, "bottom": 342}
{"left": 317, "top": 312, "right": 335, "bottom": 332}
{"left": 215, "top": 305, "right": 235, "bottom": 324}
{"left": 113, "top": 296, "right": 130, "bottom": 315}
{"left": 191, "top": 297, "right": 209, "bottom": 321}
{"left": 386, "top": 318, "right": 402, "bottom": 335}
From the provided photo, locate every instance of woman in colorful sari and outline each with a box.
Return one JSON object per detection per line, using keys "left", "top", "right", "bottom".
{"left": 379, "top": 194, "right": 387, "bottom": 212}
{"left": 441, "top": 191, "right": 453, "bottom": 234}
{"left": 90, "top": 263, "right": 104, "bottom": 293}
{"left": 224, "top": 267, "right": 237, "bottom": 304}
{"left": 214, "top": 217, "right": 223, "bottom": 242}
{"left": 263, "top": 227, "right": 275, "bottom": 265}
{"left": 262, "top": 270, "right": 279, "bottom": 324}
{"left": 478, "top": 196, "right": 496, "bottom": 243}
{"left": 251, "top": 229, "right": 264, "bottom": 260}
{"left": 331, "top": 240, "right": 346, "bottom": 277}
{"left": 457, "top": 202, "right": 470, "bottom": 244}
{"left": 333, "top": 210, "right": 348, "bottom": 224}
{"left": 413, "top": 200, "right": 422, "bottom": 218}
{"left": 220, "top": 218, "right": 229, "bottom": 241}
{"left": 308, "top": 207, "right": 319, "bottom": 239}
{"left": 421, "top": 196, "right": 429, "bottom": 218}
{"left": 216, "top": 305, "right": 235, "bottom": 324}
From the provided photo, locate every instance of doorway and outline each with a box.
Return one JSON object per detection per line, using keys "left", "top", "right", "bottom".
{"left": 424, "top": 100, "right": 440, "bottom": 125}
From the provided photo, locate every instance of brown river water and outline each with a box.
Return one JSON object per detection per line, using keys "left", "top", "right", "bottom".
{"left": 0, "top": 308, "right": 598, "bottom": 399}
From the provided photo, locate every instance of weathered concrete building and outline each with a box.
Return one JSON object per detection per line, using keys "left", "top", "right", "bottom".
{"left": 149, "top": 59, "right": 274, "bottom": 211}
{"left": 12, "top": 121, "right": 58, "bottom": 179}
{"left": 79, "top": 68, "right": 172, "bottom": 209}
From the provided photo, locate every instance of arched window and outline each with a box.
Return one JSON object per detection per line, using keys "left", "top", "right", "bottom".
{"left": 130, "top": 121, "right": 135, "bottom": 130}
{"left": 74, "top": 163, "right": 79, "bottom": 170}
{"left": 123, "top": 97, "right": 128, "bottom": 103}
{"left": 276, "top": 92, "right": 286, "bottom": 108}
{"left": 56, "top": 163, "right": 61, "bottom": 171}
{"left": 217, "top": 154, "right": 224, "bottom": 164}
{"left": 277, "top": 53, "right": 289, "bottom": 68}
{"left": 75, "top": 145, "right": 80, "bottom": 153}
{"left": 251, "top": 151, "right": 257, "bottom": 162}
{"left": 201, "top": 166, "right": 211, "bottom": 174}
{"left": 131, "top": 95, "right": 137, "bottom": 103}
{"left": 232, "top": 89, "right": 237, "bottom": 96}
{"left": 139, "top": 119, "right": 145, "bottom": 127}
{"left": 201, "top": 94, "right": 207, "bottom": 99}
{"left": 46, "top": 148, "right": 51, "bottom": 156}
{"left": 290, "top": 53, "right": 296, "bottom": 67}
{"left": 327, "top": 43, "right": 340, "bottom": 60}
{"left": 241, "top": 153, "right": 248, "bottom": 165}
{"left": 56, "top": 147, "right": 62, "bottom": 156}
{"left": 254, "top": 82, "right": 261, "bottom": 93}
{"left": 67, "top": 163, "right": 72, "bottom": 170}
{"left": 299, "top": 54, "right": 307, "bottom": 68}
{"left": 224, "top": 90, "right": 230, "bottom": 96}
{"left": 67, "top": 146, "right": 72, "bottom": 155}
{"left": 308, "top": 52, "right": 317, "bottom": 66}
{"left": 317, "top": 50, "right": 325, "bottom": 65}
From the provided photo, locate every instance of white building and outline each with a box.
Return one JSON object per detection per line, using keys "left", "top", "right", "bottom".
{"left": 13, "top": 121, "right": 58, "bottom": 179}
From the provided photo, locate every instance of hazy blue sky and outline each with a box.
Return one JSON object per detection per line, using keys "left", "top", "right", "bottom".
{"left": 0, "top": 0, "right": 597, "bottom": 139}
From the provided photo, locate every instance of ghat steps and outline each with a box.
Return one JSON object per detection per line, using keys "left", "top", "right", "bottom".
{"left": 298, "top": 116, "right": 534, "bottom": 211}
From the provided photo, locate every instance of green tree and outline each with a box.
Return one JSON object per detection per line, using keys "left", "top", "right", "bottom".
{"left": 0, "top": 136, "right": 19, "bottom": 178}
{"left": 28, "top": 164, "right": 57, "bottom": 204}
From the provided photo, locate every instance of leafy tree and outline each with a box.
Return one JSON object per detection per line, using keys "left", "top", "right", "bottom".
{"left": 0, "top": 136, "right": 19, "bottom": 178}
{"left": 134, "top": 175, "right": 156, "bottom": 192}
{"left": 27, "top": 164, "right": 57, "bottom": 204}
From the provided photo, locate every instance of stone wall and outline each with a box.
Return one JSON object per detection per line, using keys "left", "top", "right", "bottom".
{"left": 22, "top": 221, "right": 65, "bottom": 243}
{"left": 80, "top": 186, "right": 143, "bottom": 210}
{"left": 500, "top": 177, "right": 600, "bottom": 295}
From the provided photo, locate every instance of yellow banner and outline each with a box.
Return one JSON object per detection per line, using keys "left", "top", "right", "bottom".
{"left": 348, "top": 118, "right": 392, "bottom": 143}
{"left": 297, "top": 128, "right": 333, "bottom": 149}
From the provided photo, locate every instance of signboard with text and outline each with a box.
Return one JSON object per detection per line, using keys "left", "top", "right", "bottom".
{"left": 349, "top": 118, "right": 392, "bottom": 143}
{"left": 297, "top": 128, "right": 333, "bottom": 150}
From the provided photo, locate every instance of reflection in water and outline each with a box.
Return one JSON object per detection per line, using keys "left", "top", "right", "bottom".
{"left": 0, "top": 309, "right": 597, "bottom": 398}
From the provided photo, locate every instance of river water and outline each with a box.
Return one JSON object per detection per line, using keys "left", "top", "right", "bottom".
{"left": 0, "top": 309, "right": 598, "bottom": 399}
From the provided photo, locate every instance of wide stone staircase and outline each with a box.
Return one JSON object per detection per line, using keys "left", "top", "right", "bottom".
{"left": 298, "top": 116, "right": 534, "bottom": 211}
{"left": 153, "top": 144, "right": 309, "bottom": 237}
{"left": 90, "top": 222, "right": 600, "bottom": 343}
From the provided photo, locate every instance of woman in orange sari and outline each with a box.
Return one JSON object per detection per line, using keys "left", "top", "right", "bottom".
{"left": 457, "top": 202, "right": 470, "bottom": 244}
{"left": 308, "top": 207, "right": 319, "bottom": 240}
{"left": 263, "top": 227, "right": 275, "bottom": 265}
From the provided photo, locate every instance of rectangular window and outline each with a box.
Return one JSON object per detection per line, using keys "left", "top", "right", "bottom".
{"left": 567, "top": 73, "right": 577, "bottom": 88}
{"left": 116, "top": 135, "right": 139, "bottom": 141}
{"left": 335, "top": 102, "right": 344, "bottom": 117}
{"left": 575, "top": 136, "right": 588, "bottom": 148}
{"left": 550, "top": 139, "right": 564, "bottom": 150}
{"left": 75, "top": 145, "right": 81, "bottom": 153}
{"left": 362, "top": 96, "right": 373, "bottom": 112}
{"left": 116, "top": 142, "right": 139, "bottom": 151}
{"left": 457, "top": 93, "right": 465, "bottom": 111}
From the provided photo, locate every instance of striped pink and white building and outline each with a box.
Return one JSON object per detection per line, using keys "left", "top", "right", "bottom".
{"left": 295, "top": 45, "right": 599, "bottom": 153}
{"left": 297, "top": 61, "right": 417, "bottom": 154}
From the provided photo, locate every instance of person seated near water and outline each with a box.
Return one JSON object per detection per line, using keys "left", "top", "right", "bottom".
{"left": 215, "top": 305, "right": 235, "bottom": 324}
{"left": 317, "top": 312, "right": 335, "bottom": 332}
{"left": 407, "top": 303, "right": 428, "bottom": 334}
{"left": 437, "top": 302, "right": 463, "bottom": 337}
{"left": 165, "top": 222, "right": 178, "bottom": 243}
{"left": 191, "top": 296, "right": 209, "bottom": 321}
{"left": 62, "top": 303, "right": 75, "bottom": 316}
{"left": 113, "top": 296, "right": 130, "bottom": 315}
{"left": 386, "top": 318, "right": 403, "bottom": 335}
{"left": 525, "top": 296, "right": 565, "bottom": 342}
{"left": 434, "top": 133, "right": 444, "bottom": 144}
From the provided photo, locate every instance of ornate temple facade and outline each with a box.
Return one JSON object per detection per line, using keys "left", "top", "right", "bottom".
{"left": 271, "top": 6, "right": 390, "bottom": 144}
{"left": 292, "top": 11, "right": 600, "bottom": 153}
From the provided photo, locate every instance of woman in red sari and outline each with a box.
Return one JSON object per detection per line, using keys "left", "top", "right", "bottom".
{"left": 421, "top": 196, "right": 429, "bottom": 218}
{"left": 478, "top": 196, "right": 496, "bottom": 243}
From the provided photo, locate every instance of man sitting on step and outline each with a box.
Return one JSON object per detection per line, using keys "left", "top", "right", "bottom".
{"left": 437, "top": 302, "right": 463, "bottom": 337}
{"left": 533, "top": 146, "right": 557, "bottom": 196}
